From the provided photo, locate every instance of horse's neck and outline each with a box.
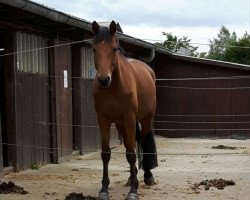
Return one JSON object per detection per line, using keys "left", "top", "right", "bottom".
{"left": 114, "top": 55, "right": 130, "bottom": 80}
{"left": 112, "top": 55, "right": 133, "bottom": 89}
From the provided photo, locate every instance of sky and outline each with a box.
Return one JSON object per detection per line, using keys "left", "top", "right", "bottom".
{"left": 33, "top": 0, "right": 250, "bottom": 52}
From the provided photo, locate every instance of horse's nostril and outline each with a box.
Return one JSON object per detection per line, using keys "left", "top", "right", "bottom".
{"left": 98, "top": 76, "right": 109, "bottom": 82}
{"left": 98, "top": 75, "right": 111, "bottom": 87}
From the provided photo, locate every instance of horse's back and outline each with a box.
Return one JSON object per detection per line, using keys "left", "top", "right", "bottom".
{"left": 128, "top": 59, "right": 155, "bottom": 82}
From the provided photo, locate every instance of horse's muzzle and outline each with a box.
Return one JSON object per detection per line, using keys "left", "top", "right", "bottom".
{"left": 98, "top": 75, "right": 111, "bottom": 88}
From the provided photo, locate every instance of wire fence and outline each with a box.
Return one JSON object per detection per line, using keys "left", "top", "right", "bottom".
{"left": 0, "top": 116, "right": 249, "bottom": 156}
{"left": 1, "top": 142, "right": 249, "bottom": 156}
{"left": 1, "top": 73, "right": 249, "bottom": 156}
{"left": 10, "top": 73, "right": 250, "bottom": 92}
{"left": 0, "top": 35, "right": 250, "bottom": 160}
{"left": 14, "top": 73, "right": 250, "bottom": 81}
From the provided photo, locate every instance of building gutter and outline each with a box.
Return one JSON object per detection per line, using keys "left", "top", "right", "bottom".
{"left": 0, "top": 0, "right": 93, "bottom": 31}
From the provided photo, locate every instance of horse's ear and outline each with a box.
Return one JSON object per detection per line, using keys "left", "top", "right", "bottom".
{"left": 109, "top": 20, "right": 117, "bottom": 36}
{"left": 92, "top": 21, "right": 100, "bottom": 35}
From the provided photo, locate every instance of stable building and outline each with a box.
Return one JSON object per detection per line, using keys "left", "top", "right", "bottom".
{"left": 0, "top": 0, "right": 249, "bottom": 178}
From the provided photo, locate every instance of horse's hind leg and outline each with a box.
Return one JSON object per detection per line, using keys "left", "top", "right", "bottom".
{"left": 140, "top": 113, "right": 158, "bottom": 185}
{"left": 97, "top": 115, "right": 111, "bottom": 200}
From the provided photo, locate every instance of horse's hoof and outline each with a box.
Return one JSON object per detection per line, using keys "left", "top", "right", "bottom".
{"left": 98, "top": 192, "right": 109, "bottom": 200}
{"left": 125, "top": 178, "right": 131, "bottom": 186}
{"left": 144, "top": 176, "right": 156, "bottom": 186}
{"left": 127, "top": 193, "right": 139, "bottom": 200}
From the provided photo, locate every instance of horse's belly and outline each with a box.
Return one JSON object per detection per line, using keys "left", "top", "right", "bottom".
{"left": 136, "top": 84, "right": 156, "bottom": 120}
{"left": 136, "top": 98, "right": 155, "bottom": 120}
{"left": 98, "top": 100, "right": 154, "bottom": 122}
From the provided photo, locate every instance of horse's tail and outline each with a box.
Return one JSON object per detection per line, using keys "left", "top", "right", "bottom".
{"left": 136, "top": 121, "right": 158, "bottom": 170}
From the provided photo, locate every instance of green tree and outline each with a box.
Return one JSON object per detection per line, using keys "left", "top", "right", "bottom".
{"left": 155, "top": 32, "right": 199, "bottom": 56}
{"left": 207, "top": 26, "right": 250, "bottom": 65}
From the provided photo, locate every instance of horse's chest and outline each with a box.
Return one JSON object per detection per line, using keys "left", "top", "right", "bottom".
{"left": 94, "top": 93, "right": 136, "bottom": 117}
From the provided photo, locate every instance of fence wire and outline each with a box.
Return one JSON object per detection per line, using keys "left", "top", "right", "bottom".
{"left": 0, "top": 35, "right": 250, "bottom": 160}
{"left": 16, "top": 73, "right": 250, "bottom": 92}
{"left": 27, "top": 120, "right": 250, "bottom": 132}
{"left": 1, "top": 142, "right": 249, "bottom": 156}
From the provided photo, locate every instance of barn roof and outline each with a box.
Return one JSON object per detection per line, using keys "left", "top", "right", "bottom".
{"left": 0, "top": 0, "right": 249, "bottom": 70}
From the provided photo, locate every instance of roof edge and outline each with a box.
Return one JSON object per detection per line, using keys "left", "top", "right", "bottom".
{"left": 171, "top": 53, "right": 250, "bottom": 71}
{"left": 0, "top": 0, "right": 249, "bottom": 70}
{"left": 0, "top": 0, "right": 172, "bottom": 54}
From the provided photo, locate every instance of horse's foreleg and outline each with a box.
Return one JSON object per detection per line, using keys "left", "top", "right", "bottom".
{"left": 124, "top": 115, "right": 139, "bottom": 200}
{"left": 126, "top": 148, "right": 138, "bottom": 200}
{"left": 98, "top": 116, "right": 111, "bottom": 200}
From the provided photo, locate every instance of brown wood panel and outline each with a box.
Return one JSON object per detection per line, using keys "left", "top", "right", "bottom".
{"left": 0, "top": 34, "right": 4, "bottom": 174}
{"left": 154, "top": 55, "right": 250, "bottom": 138}
{"left": 4, "top": 30, "right": 16, "bottom": 168}
{"left": 23, "top": 73, "right": 32, "bottom": 169}
{"left": 80, "top": 79, "right": 101, "bottom": 152}
{"left": 31, "top": 75, "right": 38, "bottom": 166}
{"left": 42, "top": 75, "right": 51, "bottom": 164}
{"left": 0, "top": 114, "right": 3, "bottom": 178}
{"left": 15, "top": 72, "right": 52, "bottom": 170}
{"left": 53, "top": 39, "right": 72, "bottom": 162}
{"left": 232, "top": 78, "right": 250, "bottom": 136}
{"left": 31, "top": 75, "right": 43, "bottom": 166}
{"left": 72, "top": 44, "right": 82, "bottom": 150}
{"left": 16, "top": 74, "right": 25, "bottom": 171}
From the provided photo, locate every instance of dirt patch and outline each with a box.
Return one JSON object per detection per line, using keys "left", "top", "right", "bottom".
{"left": 193, "top": 179, "right": 235, "bottom": 190}
{"left": 7, "top": 173, "right": 77, "bottom": 181}
{"left": 0, "top": 181, "right": 28, "bottom": 194}
{"left": 65, "top": 193, "right": 98, "bottom": 200}
{"left": 212, "top": 145, "right": 245, "bottom": 150}
{"left": 1, "top": 138, "right": 249, "bottom": 200}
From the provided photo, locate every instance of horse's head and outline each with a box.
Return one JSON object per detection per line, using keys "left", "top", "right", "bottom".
{"left": 92, "top": 21, "right": 119, "bottom": 88}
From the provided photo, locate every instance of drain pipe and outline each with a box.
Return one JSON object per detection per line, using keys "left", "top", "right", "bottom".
{"left": 139, "top": 48, "right": 155, "bottom": 63}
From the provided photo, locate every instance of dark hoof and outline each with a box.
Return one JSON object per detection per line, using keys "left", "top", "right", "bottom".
{"left": 125, "top": 178, "right": 131, "bottom": 186}
{"left": 144, "top": 176, "right": 155, "bottom": 186}
{"left": 98, "top": 192, "right": 109, "bottom": 200}
{"left": 127, "top": 193, "right": 139, "bottom": 200}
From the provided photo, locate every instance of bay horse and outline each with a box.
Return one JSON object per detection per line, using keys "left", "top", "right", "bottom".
{"left": 92, "top": 21, "right": 158, "bottom": 200}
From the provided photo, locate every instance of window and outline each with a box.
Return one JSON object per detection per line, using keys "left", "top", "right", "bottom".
{"left": 81, "top": 46, "right": 96, "bottom": 79}
{"left": 16, "top": 31, "right": 48, "bottom": 74}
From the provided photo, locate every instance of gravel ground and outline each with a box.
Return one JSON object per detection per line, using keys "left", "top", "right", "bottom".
{"left": 0, "top": 137, "right": 249, "bottom": 200}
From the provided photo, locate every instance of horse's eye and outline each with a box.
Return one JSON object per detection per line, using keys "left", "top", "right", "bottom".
{"left": 93, "top": 49, "right": 96, "bottom": 53}
{"left": 113, "top": 48, "right": 117, "bottom": 52}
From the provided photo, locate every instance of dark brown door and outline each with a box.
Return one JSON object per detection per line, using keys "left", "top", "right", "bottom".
{"left": 52, "top": 40, "right": 73, "bottom": 163}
